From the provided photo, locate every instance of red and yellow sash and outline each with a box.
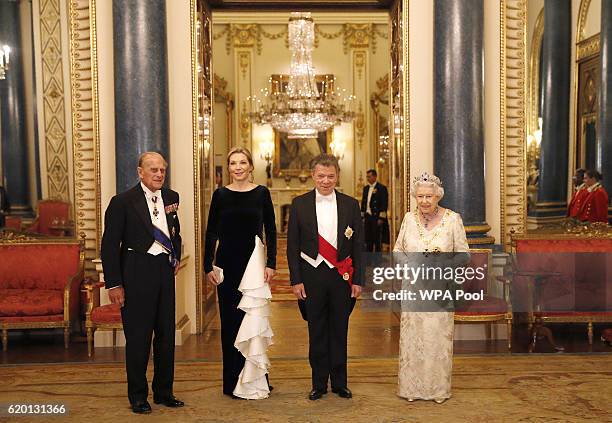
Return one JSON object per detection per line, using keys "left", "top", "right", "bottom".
{"left": 317, "top": 234, "right": 354, "bottom": 286}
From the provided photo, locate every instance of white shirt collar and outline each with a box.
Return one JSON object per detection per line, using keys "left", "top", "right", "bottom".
{"left": 369, "top": 181, "right": 377, "bottom": 188}
{"left": 140, "top": 182, "right": 161, "bottom": 198}
{"left": 315, "top": 189, "right": 336, "bottom": 202}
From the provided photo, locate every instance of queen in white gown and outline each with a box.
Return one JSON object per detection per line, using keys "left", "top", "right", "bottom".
{"left": 393, "top": 172, "right": 469, "bottom": 403}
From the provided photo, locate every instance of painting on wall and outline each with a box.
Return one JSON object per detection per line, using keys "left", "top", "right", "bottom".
{"left": 273, "top": 129, "right": 332, "bottom": 177}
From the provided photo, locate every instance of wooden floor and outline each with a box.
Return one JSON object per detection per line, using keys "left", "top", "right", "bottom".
{"left": 2, "top": 299, "right": 611, "bottom": 365}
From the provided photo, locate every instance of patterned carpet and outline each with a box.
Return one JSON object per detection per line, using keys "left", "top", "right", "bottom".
{"left": 1, "top": 355, "right": 611, "bottom": 422}
{"left": 270, "top": 238, "right": 293, "bottom": 297}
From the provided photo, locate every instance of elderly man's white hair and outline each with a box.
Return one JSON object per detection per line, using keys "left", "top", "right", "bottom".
{"left": 410, "top": 172, "right": 444, "bottom": 199}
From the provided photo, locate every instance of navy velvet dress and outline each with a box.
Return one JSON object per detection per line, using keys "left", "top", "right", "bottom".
{"left": 204, "top": 185, "right": 276, "bottom": 395}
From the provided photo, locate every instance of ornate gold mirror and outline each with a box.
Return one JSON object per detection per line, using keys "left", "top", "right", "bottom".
{"left": 505, "top": 0, "right": 607, "bottom": 237}
{"left": 195, "top": 0, "right": 216, "bottom": 331}
{"left": 0, "top": 0, "right": 77, "bottom": 239}
{"left": 389, "top": 0, "right": 408, "bottom": 240}
{"left": 0, "top": 0, "right": 99, "bottom": 277}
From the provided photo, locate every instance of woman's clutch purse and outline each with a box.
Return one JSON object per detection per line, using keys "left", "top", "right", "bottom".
{"left": 213, "top": 265, "right": 224, "bottom": 284}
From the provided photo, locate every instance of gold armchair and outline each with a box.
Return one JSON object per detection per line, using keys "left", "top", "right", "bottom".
{"left": 83, "top": 280, "right": 123, "bottom": 357}
{"left": 454, "top": 249, "right": 513, "bottom": 350}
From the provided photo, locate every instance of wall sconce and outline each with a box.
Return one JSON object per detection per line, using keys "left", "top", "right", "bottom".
{"left": 260, "top": 137, "right": 274, "bottom": 187}
{"left": 329, "top": 138, "right": 346, "bottom": 160}
{"left": 0, "top": 45, "right": 10, "bottom": 80}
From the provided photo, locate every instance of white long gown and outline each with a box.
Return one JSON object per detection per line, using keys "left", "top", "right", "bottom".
{"left": 393, "top": 209, "right": 469, "bottom": 401}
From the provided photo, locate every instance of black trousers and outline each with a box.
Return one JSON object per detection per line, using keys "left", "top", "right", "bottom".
{"left": 364, "top": 214, "right": 382, "bottom": 252}
{"left": 121, "top": 251, "right": 175, "bottom": 404}
{"left": 302, "top": 262, "right": 353, "bottom": 391}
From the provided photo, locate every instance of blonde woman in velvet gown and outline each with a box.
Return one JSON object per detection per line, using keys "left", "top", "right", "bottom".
{"left": 393, "top": 172, "right": 469, "bottom": 403}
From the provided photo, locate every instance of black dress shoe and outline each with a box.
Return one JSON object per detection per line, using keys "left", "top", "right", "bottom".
{"left": 332, "top": 387, "right": 352, "bottom": 398}
{"left": 308, "top": 388, "right": 327, "bottom": 401}
{"left": 153, "top": 395, "right": 184, "bottom": 407}
{"left": 131, "top": 400, "right": 152, "bottom": 414}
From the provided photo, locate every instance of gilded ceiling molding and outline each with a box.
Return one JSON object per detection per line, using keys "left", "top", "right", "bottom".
{"left": 213, "top": 12, "right": 389, "bottom": 25}
{"left": 213, "top": 24, "right": 230, "bottom": 40}
{"left": 230, "top": 24, "right": 261, "bottom": 54}
{"left": 213, "top": 22, "right": 388, "bottom": 55}
{"left": 343, "top": 23, "right": 372, "bottom": 53}
{"left": 501, "top": 0, "right": 527, "bottom": 247}
{"left": 314, "top": 25, "right": 344, "bottom": 48}
{"left": 39, "top": 0, "right": 70, "bottom": 201}
{"left": 577, "top": 34, "right": 600, "bottom": 61}
{"left": 68, "top": 0, "right": 101, "bottom": 274}
{"left": 372, "top": 25, "right": 388, "bottom": 39}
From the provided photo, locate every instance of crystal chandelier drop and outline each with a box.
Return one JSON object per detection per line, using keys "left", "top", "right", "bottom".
{"left": 249, "top": 13, "right": 355, "bottom": 139}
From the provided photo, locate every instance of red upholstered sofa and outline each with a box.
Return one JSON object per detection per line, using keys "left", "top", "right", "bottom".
{"left": 511, "top": 233, "right": 612, "bottom": 344}
{"left": 0, "top": 240, "right": 84, "bottom": 351}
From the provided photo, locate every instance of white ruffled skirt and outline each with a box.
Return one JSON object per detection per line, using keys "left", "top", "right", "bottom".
{"left": 232, "top": 236, "right": 274, "bottom": 399}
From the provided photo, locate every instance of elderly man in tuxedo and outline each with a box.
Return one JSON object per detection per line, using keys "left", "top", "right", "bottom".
{"left": 287, "top": 154, "right": 363, "bottom": 401}
{"left": 101, "top": 152, "right": 184, "bottom": 414}
{"left": 361, "top": 169, "right": 388, "bottom": 252}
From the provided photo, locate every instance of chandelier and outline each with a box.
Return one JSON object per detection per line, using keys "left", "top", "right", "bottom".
{"left": 249, "top": 13, "right": 355, "bottom": 139}
{"left": 0, "top": 45, "right": 10, "bottom": 80}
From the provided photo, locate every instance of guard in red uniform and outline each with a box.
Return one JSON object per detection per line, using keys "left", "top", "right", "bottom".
{"left": 567, "top": 168, "right": 587, "bottom": 218}
{"left": 576, "top": 170, "right": 609, "bottom": 223}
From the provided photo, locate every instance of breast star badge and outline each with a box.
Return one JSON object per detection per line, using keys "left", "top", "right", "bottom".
{"left": 344, "top": 226, "right": 353, "bottom": 240}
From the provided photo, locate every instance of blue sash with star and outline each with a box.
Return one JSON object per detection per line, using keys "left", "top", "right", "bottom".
{"left": 153, "top": 225, "right": 179, "bottom": 268}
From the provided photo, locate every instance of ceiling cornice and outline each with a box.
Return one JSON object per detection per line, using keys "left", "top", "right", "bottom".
{"left": 212, "top": 11, "right": 389, "bottom": 25}
{"left": 208, "top": 0, "right": 393, "bottom": 11}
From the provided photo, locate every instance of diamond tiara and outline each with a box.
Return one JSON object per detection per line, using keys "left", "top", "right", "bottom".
{"left": 412, "top": 172, "right": 442, "bottom": 187}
